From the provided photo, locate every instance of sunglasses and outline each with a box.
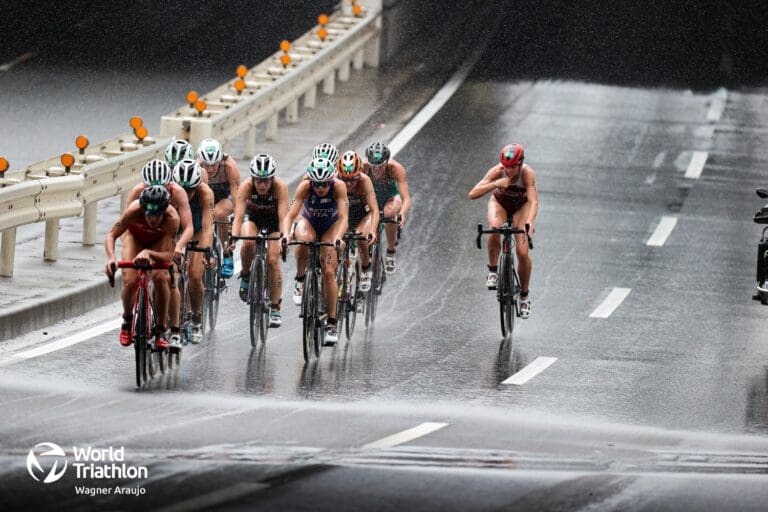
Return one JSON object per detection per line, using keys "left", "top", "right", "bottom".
{"left": 340, "top": 174, "right": 360, "bottom": 182}
{"left": 253, "top": 177, "right": 273, "bottom": 184}
{"left": 311, "top": 180, "right": 331, "bottom": 189}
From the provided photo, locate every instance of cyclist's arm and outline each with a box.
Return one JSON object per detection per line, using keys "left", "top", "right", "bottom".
{"left": 231, "top": 180, "right": 250, "bottom": 238}
{"left": 105, "top": 205, "right": 138, "bottom": 261}
{"left": 275, "top": 179, "right": 290, "bottom": 236}
{"left": 363, "top": 175, "right": 379, "bottom": 231}
{"left": 523, "top": 165, "right": 539, "bottom": 233}
{"left": 468, "top": 165, "right": 502, "bottom": 200}
{"left": 226, "top": 157, "right": 241, "bottom": 202}
{"left": 173, "top": 188, "right": 194, "bottom": 254}
{"left": 282, "top": 181, "right": 308, "bottom": 239}
{"left": 125, "top": 182, "right": 144, "bottom": 204}
{"left": 390, "top": 159, "right": 411, "bottom": 219}
{"left": 199, "top": 184, "right": 215, "bottom": 248}
{"left": 334, "top": 182, "right": 349, "bottom": 241}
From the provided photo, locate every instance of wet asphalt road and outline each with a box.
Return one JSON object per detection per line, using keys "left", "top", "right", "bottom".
{"left": 3, "top": 48, "right": 768, "bottom": 509}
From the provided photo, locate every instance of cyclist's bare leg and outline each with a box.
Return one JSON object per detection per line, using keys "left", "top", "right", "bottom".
{"left": 512, "top": 203, "right": 533, "bottom": 293}
{"left": 320, "top": 219, "right": 343, "bottom": 320}
{"left": 382, "top": 196, "right": 402, "bottom": 253}
{"left": 240, "top": 220, "right": 258, "bottom": 276}
{"left": 215, "top": 198, "right": 234, "bottom": 257}
{"left": 188, "top": 238, "right": 205, "bottom": 317}
{"left": 147, "top": 238, "right": 172, "bottom": 329}
{"left": 267, "top": 234, "right": 283, "bottom": 305}
{"left": 294, "top": 218, "right": 315, "bottom": 278}
{"left": 357, "top": 214, "right": 374, "bottom": 268}
{"left": 168, "top": 259, "right": 180, "bottom": 329}
{"left": 120, "top": 233, "right": 140, "bottom": 318}
{"left": 486, "top": 197, "right": 508, "bottom": 267}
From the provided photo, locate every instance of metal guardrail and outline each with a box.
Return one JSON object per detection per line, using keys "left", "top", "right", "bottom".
{"left": 0, "top": 0, "right": 382, "bottom": 278}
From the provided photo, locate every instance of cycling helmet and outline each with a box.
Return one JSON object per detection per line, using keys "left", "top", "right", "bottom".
{"left": 249, "top": 153, "right": 276, "bottom": 178}
{"left": 139, "top": 185, "right": 171, "bottom": 215}
{"left": 164, "top": 139, "right": 194, "bottom": 168}
{"left": 312, "top": 143, "right": 339, "bottom": 165}
{"left": 336, "top": 150, "right": 362, "bottom": 178}
{"left": 197, "top": 138, "right": 224, "bottom": 165}
{"left": 500, "top": 143, "right": 524, "bottom": 167}
{"left": 306, "top": 157, "right": 335, "bottom": 182}
{"left": 366, "top": 142, "right": 390, "bottom": 165}
{"left": 141, "top": 159, "right": 172, "bottom": 186}
{"left": 173, "top": 158, "right": 203, "bottom": 190}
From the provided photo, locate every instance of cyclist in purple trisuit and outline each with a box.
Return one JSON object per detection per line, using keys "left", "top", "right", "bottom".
{"left": 229, "top": 154, "right": 290, "bottom": 327}
{"left": 468, "top": 143, "right": 538, "bottom": 318}
{"left": 282, "top": 157, "right": 349, "bottom": 344}
{"left": 363, "top": 142, "right": 411, "bottom": 275}
{"left": 105, "top": 186, "right": 180, "bottom": 348}
{"left": 336, "top": 150, "right": 379, "bottom": 291}
{"left": 171, "top": 159, "right": 215, "bottom": 347}
{"left": 197, "top": 138, "right": 240, "bottom": 280}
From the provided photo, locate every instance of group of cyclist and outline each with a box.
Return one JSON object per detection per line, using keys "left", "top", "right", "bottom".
{"left": 105, "top": 138, "right": 411, "bottom": 348}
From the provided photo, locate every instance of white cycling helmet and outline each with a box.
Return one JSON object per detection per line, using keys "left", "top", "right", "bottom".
{"left": 312, "top": 143, "right": 339, "bottom": 165}
{"left": 165, "top": 139, "right": 194, "bottom": 168}
{"left": 249, "top": 154, "right": 276, "bottom": 178}
{"left": 306, "top": 157, "right": 335, "bottom": 182}
{"left": 141, "top": 159, "right": 172, "bottom": 186}
{"left": 173, "top": 159, "right": 203, "bottom": 189}
{"left": 197, "top": 138, "right": 224, "bottom": 165}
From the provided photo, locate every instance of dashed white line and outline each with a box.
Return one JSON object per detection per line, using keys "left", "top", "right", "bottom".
{"left": 502, "top": 356, "right": 557, "bottom": 385}
{"left": 11, "top": 319, "right": 120, "bottom": 360}
{"left": 652, "top": 151, "right": 666, "bottom": 169}
{"left": 646, "top": 216, "right": 678, "bottom": 247}
{"left": 590, "top": 288, "right": 631, "bottom": 319}
{"left": 706, "top": 87, "right": 727, "bottom": 122}
{"left": 363, "top": 422, "right": 448, "bottom": 449}
{"left": 684, "top": 151, "right": 708, "bottom": 179}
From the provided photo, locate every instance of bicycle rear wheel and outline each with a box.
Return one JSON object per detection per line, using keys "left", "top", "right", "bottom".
{"left": 346, "top": 260, "right": 360, "bottom": 340}
{"left": 301, "top": 274, "right": 316, "bottom": 362}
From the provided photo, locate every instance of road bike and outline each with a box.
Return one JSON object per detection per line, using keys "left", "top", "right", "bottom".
{"left": 177, "top": 240, "right": 210, "bottom": 357}
{"left": 476, "top": 222, "right": 533, "bottom": 340}
{"left": 108, "top": 260, "right": 172, "bottom": 388}
{"left": 336, "top": 231, "right": 368, "bottom": 341}
{"left": 289, "top": 239, "right": 338, "bottom": 362}
{"left": 231, "top": 230, "right": 284, "bottom": 346}
{"left": 753, "top": 187, "right": 768, "bottom": 304}
{"left": 364, "top": 215, "right": 401, "bottom": 329}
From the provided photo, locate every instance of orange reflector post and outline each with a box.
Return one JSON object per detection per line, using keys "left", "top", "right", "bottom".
{"left": 234, "top": 79, "right": 246, "bottom": 94}
{"left": 318, "top": 27, "right": 328, "bottom": 40}
{"left": 280, "top": 54, "right": 291, "bottom": 67}
{"left": 186, "top": 90, "right": 198, "bottom": 106}
{"left": 236, "top": 65, "right": 248, "bottom": 78}
{"left": 134, "top": 126, "right": 148, "bottom": 140}
{"left": 75, "top": 135, "right": 89, "bottom": 151}
{"left": 0, "top": 157, "right": 8, "bottom": 173}
{"left": 353, "top": 4, "right": 363, "bottom": 15}
{"left": 194, "top": 100, "right": 207, "bottom": 114}
{"left": 60, "top": 153, "right": 75, "bottom": 168}
{"left": 280, "top": 40, "right": 291, "bottom": 52}
{"left": 318, "top": 14, "right": 329, "bottom": 25}
{"left": 129, "top": 116, "right": 143, "bottom": 130}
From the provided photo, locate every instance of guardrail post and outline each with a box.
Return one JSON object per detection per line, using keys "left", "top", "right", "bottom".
{"left": 353, "top": 49, "right": 365, "bottom": 70}
{"left": 245, "top": 125, "right": 257, "bottom": 158}
{"left": 44, "top": 219, "right": 59, "bottom": 261}
{"left": 323, "top": 72, "right": 336, "bottom": 95}
{"left": 83, "top": 202, "right": 98, "bottom": 246}
{"left": 287, "top": 98, "right": 299, "bottom": 124}
{"left": 189, "top": 119, "right": 213, "bottom": 150}
{"left": 338, "top": 60, "right": 351, "bottom": 82}
{"left": 304, "top": 84, "right": 317, "bottom": 109}
{"left": 0, "top": 228, "right": 16, "bottom": 277}
{"left": 266, "top": 114, "right": 279, "bottom": 141}
{"left": 364, "top": 33, "right": 380, "bottom": 68}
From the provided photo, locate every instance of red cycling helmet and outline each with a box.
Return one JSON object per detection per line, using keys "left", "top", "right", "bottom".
{"left": 500, "top": 144, "right": 524, "bottom": 167}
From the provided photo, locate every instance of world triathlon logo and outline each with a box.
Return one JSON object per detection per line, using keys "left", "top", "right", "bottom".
{"left": 26, "top": 442, "right": 68, "bottom": 483}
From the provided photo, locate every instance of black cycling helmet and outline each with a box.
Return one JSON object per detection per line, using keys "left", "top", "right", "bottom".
{"left": 366, "top": 142, "right": 390, "bottom": 165}
{"left": 139, "top": 185, "right": 171, "bottom": 215}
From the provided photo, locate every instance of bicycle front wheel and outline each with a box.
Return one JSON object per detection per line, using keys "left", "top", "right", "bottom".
{"left": 335, "top": 263, "right": 347, "bottom": 341}
{"left": 498, "top": 254, "right": 512, "bottom": 339}
{"left": 134, "top": 287, "right": 148, "bottom": 388}
{"left": 208, "top": 243, "right": 222, "bottom": 330}
{"left": 312, "top": 273, "right": 323, "bottom": 358}
{"left": 346, "top": 260, "right": 360, "bottom": 340}
{"left": 259, "top": 259, "right": 269, "bottom": 344}
{"left": 301, "top": 274, "right": 316, "bottom": 362}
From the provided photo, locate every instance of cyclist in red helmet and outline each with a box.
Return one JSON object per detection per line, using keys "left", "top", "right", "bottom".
{"left": 468, "top": 143, "right": 538, "bottom": 318}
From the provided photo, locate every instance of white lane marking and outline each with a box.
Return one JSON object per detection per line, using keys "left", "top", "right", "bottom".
{"left": 706, "top": 87, "right": 727, "bottom": 122}
{"left": 363, "top": 422, "right": 448, "bottom": 449}
{"left": 646, "top": 216, "right": 678, "bottom": 247}
{"left": 590, "top": 288, "right": 631, "bottom": 319}
{"left": 502, "top": 356, "right": 557, "bottom": 386}
{"left": 11, "top": 319, "right": 121, "bottom": 360}
{"left": 388, "top": 44, "right": 487, "bottom": 158}
{"left": 155, "top": 482, "right": 267, "bottom": 512}
{"left": 652, "top": 151, "right": 666, "bottom": 169}
{"left": 644, "top": 173, "right": 656, "bottom": 185}
{"left": 684, "top": 151, "right": 708, "bottom": 179}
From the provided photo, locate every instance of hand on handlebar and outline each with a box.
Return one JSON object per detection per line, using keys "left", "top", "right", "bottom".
{"left": 134, "top": 250, "right": 151, "bottom": 266}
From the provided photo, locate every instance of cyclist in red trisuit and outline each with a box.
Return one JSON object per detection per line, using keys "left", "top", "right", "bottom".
{"left": 468, "top": 143, "right": 538, "bottom": 318}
